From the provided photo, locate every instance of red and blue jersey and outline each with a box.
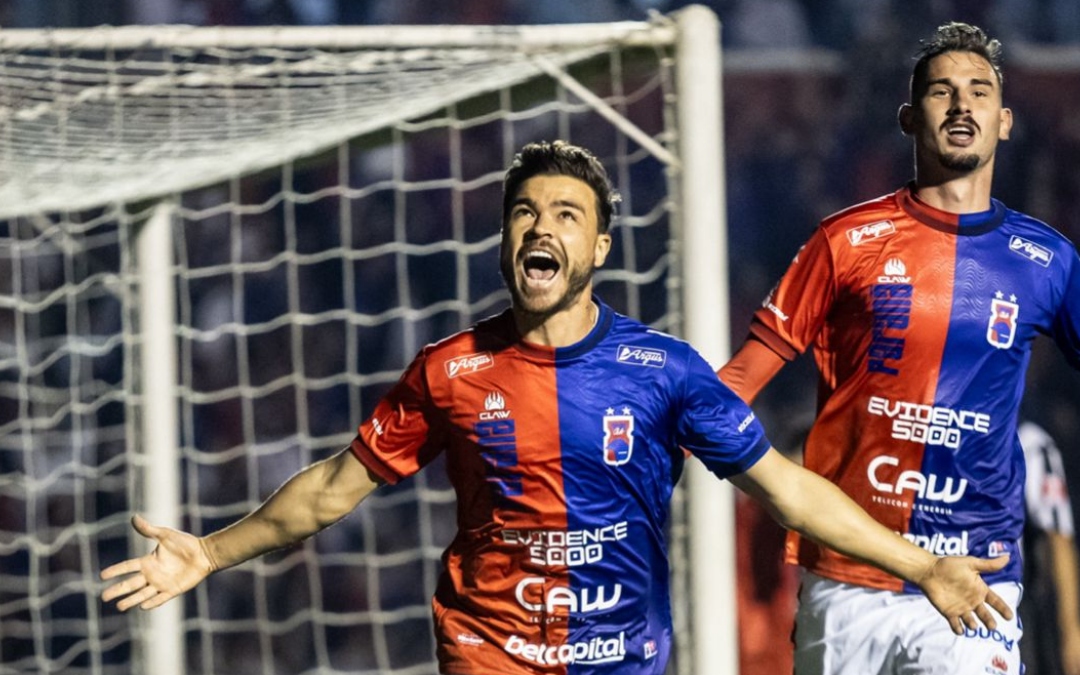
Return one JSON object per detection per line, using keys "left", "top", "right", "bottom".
{"left": 748, "top": 185, "right": 1080, "bottom": 592}
{"left": 351, "top": 298, "right": 770, "bottom": 674}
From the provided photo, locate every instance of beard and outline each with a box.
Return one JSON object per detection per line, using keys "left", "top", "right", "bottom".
{"left": 938, "top": 151, "right": 981, "bottom": 173}
{"left": 500, "top": 249, "right": 594, "bottom": 320}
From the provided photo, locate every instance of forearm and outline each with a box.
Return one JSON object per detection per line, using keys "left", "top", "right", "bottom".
{"left": 783, "top": 469, "right": 934, "bottom": 582}
{"left": 203, "top": 449, "right": 377, "bottom": 571}
{"left": 733, "top": 450, "right": 935, "bottom": 584}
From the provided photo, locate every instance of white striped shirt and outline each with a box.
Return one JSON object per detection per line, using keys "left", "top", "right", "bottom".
{"left": 1021, "top": 421, "right": 1075, "bottom": 537}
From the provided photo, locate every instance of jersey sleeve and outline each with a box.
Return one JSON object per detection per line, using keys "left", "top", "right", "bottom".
{"left": 1022, "top": 422, "right": 1075, "bottom": 537}
{"left": 676, "top": 347, "right": 771, "bottom": 479}
{"left": 748, "top": 226, "right": 836, "bottom": 360}
{"left": 1051, "top": 248, "right": 1080, "bottom": 370}
{"left": 350, "top": 351, "right": 446, "bottom": 485}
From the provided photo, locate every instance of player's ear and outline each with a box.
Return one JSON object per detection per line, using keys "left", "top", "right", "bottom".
{"left": 999, "top": 107, "right": 1013, "bottom": 141}
{"left": 594, "top": 232, "right": 612, "bottom": 268}
{"left": 897, "top": 103, "right": 915, "bottom": 136}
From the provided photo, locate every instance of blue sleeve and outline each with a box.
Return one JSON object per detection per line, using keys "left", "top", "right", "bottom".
{"left": 676, "top": 347, "right": 771, "bottom": 479}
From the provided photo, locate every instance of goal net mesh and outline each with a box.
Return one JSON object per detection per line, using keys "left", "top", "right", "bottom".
{"left": 0, "top": 20, "right": 690, "bottom": 675}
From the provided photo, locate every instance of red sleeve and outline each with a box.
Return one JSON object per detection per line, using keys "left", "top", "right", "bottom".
{"left": 748, "top": 226, "right": 836, "bottom": 359}
{"left": 716, "top": 337, "right": 787, "bottom": 405}
{"left": 350, "top": 352, "right": 445, "bottom": 485}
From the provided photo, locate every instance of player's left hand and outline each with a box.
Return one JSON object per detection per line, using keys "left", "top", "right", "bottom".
{"left": 915, "top": 554, "right": 1013, "bottom": 634}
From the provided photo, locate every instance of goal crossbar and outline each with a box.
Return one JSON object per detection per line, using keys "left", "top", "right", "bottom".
{"left": 0, "top": 20, "right": 678, "bottom": 219}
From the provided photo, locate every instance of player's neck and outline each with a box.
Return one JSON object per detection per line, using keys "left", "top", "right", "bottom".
{"left": 513, "top": 296, "right": 598, "bottom": 348}
{"left": 912, "top": 160, "right": 996, "bottom": 214}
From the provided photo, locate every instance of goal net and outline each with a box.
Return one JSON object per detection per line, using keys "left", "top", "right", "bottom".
{"left": 0, "top": 9, "right": 730, "bottom": 675}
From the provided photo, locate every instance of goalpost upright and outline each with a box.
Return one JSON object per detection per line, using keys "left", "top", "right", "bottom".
{"left": 0, "top": 7, "right": 733, "bottom": 674}
{"left": 673, "top": 7, "right": 738, "bottom": 675}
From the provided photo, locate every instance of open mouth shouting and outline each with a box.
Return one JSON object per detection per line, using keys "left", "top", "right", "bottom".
{"left": 522, "top": 249, "right": 561, "bottom": 290}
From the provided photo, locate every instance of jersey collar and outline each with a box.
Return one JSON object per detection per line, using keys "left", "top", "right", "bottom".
{"left": 508, "top": 295, "right": 613, "bottom": 362}
{"left": 898, "top": 183, "right": 1006, "bottom": 236}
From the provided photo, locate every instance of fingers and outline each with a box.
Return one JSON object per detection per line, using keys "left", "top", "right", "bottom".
{"left": 973, "top": 604, "right": 998, "bottom": 632}
{"left": 118, "top": 584, "right": 162, "bottom": 612}
{"left": 100, "top": 558, "right": 142, "bottom": 581}
{"left": 948, "top": 615, "right": 963, "bottom": 636}
{"left": 102, "top": 572, "right": 148, "bottom": 602}
{"left": 984, "top": 588, "right": 1014, "bottom": 621}
{"left": 131, "top": 514, "right": 162, "bottom": 539}
{"left": 971, "top": 554, "right": 1010, "bottom": 573}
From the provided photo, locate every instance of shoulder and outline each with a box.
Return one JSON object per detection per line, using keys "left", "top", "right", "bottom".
{"left": 417, "top": 308, "right": 515, "bottom": 372}
{"left": 592, "top": 309, "right": 699, "bottom": 378}
{"left": 999, "top": 207, "right": 1080, "bottom": 264}
{"left": 818, "top": 191, "right": 903, "bottom": 239}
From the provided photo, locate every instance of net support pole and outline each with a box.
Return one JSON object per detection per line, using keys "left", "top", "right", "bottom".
{"left": 675, "top": 6, "right": 737, "bottom": 675}
{"left": 137, "top": 202, "right": 184, "bottom": 675}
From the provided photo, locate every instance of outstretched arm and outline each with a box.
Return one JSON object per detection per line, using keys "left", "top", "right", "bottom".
{"left": 101, "top": 448, "right": 380, "bottom": 611}
{"left": 730, "top": 448, "right": 1013, "bottom": 634}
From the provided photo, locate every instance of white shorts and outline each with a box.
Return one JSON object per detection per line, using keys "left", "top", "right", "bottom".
{"left": 793, "top": 572, "right": 1023, "bottom": 675}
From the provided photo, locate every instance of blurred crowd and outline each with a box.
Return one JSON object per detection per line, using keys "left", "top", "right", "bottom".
{"left": 3, "top": 0, "right": 1080, "bottom": 47}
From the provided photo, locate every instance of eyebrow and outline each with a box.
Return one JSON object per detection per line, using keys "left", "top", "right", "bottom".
{"left": 511, "top": 197, "right": 586, "bottom": 213}
{"left": 926, "top": 77, "right": 996, "bottom": 89}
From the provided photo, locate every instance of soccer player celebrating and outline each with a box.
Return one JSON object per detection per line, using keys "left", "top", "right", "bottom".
{"left": 719, "top": 23, "right": 1080, "bottom": 675}
{"left": 103, "top": 140, "right": 1009, "bottom": 674}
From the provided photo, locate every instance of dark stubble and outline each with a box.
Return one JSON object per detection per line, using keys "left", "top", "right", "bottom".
{"left": 939, "top": 152, "right": 981, "bottom": 173}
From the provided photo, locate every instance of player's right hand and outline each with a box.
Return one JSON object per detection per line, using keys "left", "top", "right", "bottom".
{"left": 100, "top": 514, "right": 216, "bottom": 611}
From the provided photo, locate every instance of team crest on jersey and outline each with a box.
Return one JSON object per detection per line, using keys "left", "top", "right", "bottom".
{"left": 603, "top": 408, "right": 635, "bottom": 466}
{"left": 986, "top": 292, "right": 1019, "bottom": 350}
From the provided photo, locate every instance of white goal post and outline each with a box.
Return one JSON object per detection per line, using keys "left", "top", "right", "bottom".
{"left": 0, "top": 6, "right": 733, "bottom": 674}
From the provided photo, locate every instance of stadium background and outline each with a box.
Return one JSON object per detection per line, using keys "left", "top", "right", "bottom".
{"left": 2, "top": 0, "right": 1079, "bottom": 674}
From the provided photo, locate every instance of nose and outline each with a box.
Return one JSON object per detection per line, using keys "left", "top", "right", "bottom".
{"left": 525, "top": 210, "right": 555, "bottom": 238}
{"left": 949, "top": 90, "right": 971, "bottom": 114}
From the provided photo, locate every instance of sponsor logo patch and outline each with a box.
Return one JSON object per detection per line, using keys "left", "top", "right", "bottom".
{"left": 1009, "top": 235, "right": 1053, "bottom": 267}
{"left": 616, "top": 344, "right": 667, "bottom": 367}
{"left": 457, "top": 633, "right": 485, "bottom": 647}
{"left": 504, "top": 631, "right": 627, "bottom": 666}
{"left": 847, "top": 220, "right": 896, "bottom": 246}
{"left": 987, "top": 654, "right": 1009, "bottom": 674}
{"left": 644, "top": 640, "right": 658, "bottom": 661}
{"left": 445, "top": 352, "right": 494, "bottom": 378}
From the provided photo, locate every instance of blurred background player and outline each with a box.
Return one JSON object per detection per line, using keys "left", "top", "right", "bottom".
{"left": 1021, "top": 420, "right": 1080, "bottom": 675}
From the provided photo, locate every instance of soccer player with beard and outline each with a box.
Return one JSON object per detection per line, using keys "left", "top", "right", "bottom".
{"left": 719, "top": 22, "right": 1080, "bottom": 675}
{"left": 102, "top": 140, "right": 1009, "bottom": 674}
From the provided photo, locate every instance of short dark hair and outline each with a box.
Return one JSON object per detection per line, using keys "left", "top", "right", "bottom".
{"left": 502, "top": 140, "right": 620, "bottom": 234}
{"left": 910, "top": 22, "right": 1004, "bottom": 100}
